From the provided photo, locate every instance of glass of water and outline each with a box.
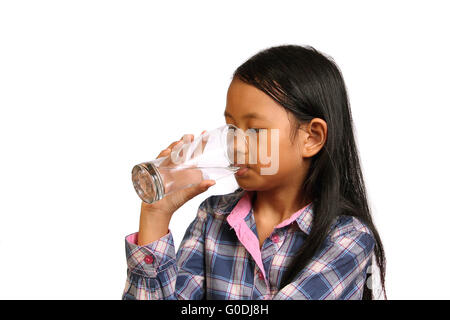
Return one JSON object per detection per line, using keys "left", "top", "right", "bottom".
{"left": 131, "top": 123, "right": 248, "bottom": 204}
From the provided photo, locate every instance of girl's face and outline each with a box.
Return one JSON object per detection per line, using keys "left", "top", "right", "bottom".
{"left": 224, "top": 78, "right": 309, "bottom": 191}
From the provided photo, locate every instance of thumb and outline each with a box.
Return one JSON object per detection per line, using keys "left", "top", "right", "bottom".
{"left": 185, "top": 180, "right": 216, "bottom": 199}
{"left": 170, "top": 180, "right": 216, "bottom": 210}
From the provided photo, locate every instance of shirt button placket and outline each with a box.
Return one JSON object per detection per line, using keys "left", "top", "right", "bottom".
{"left": 256, "top": 269, "right": 271, "bottom": 298}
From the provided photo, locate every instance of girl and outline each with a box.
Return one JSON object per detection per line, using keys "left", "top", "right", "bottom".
{"left": 123, "top": 44, "right": 386, "bottom": 300}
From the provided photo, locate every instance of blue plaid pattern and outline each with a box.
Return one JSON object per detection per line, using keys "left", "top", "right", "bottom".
{"left": 122, "top": 187, "right": 375, "bottom": 300}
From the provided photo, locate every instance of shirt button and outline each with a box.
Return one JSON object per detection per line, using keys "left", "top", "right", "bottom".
{"left": 144, "top": 255, "right": 154, "bottom": 264}
{"left": 271, "top": 234, "right": 280, "bottom": 243}
{"left": 257, "top": 270, "right": 264, "bottom": 280}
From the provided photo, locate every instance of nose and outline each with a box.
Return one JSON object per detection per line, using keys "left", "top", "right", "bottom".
{"left": 226, "top": 125, "right": 248, "bottom": 165}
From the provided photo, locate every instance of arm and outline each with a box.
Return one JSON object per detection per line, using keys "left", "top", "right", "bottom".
{"left": 274, "top": 219, "right": 376, "bottom": 300}
{"left": 122, "top": 202, "right": 209, "bottom": 300}
{"left": 122, "top": 132, "right": 214, "bottom": 299}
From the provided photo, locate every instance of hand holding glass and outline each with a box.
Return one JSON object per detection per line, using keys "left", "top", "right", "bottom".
{"left": 131, "top": 124, "right": 247, "bottom": 204}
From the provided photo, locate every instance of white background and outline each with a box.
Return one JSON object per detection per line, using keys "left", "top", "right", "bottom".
{"left": 1, "top": 1, "right": 449, "bottom": 299}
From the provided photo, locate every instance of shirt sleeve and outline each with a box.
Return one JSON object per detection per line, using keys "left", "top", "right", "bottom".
{"left": 122, "top": 202, "right": 209, "bottom": 300}
{"left": 273, "top": 219, "right": 376, "bottom": 300}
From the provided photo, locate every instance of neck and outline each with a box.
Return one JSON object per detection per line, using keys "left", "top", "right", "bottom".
{"left": 252, "top": 183, "right": 309, "bottom": 224}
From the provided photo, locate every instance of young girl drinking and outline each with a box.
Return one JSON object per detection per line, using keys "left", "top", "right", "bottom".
{"left": 123, "top": 44, "right": 386, "bottom": 300}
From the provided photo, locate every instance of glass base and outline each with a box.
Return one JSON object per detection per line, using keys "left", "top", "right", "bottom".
{"left": 131, "top": 162, "right": 165, "bottom": 204}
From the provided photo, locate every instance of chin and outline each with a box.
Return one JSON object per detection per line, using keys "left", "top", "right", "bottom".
{"left": 235, "top": 176, "right": 258, "bottom": 189}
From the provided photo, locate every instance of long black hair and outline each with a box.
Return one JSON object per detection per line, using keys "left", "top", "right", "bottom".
{"left": 233, "top": 44, "right": 386, "bottom": 299}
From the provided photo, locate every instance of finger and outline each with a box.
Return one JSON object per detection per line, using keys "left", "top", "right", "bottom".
{"left": 198, "top": 179, "right": 216, "bottom": 190}
{"left": 157, "top": 138, "right": 185, "bottom": 159}
{"left": 181, "top": 134, "right": 194, "bottom": 143}
{"left": 167, "top": 139, "right": 183, "bottom": 150}
{"left": 158, "top": 133, "right": 195, "bottom": 160}
{"left": 200, "top": 130, "right": 209, "bottom": 153}
{"left": 173, "top": 134, "right": 195, "bottom": 159}
{"left": 156, "top": 148, "right": 171, "bottom": 158}
{"left": 157, "top": 139, "right": 182, "bottom": 159}
{"left": 167, "top": 133, "right": 194, "bottom": 151}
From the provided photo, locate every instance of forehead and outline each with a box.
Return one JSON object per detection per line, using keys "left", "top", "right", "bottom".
{"left": 225, "top": 78, "right": 285, "bottom": 121}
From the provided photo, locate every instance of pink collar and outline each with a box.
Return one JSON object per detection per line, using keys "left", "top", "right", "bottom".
{"left": 226, "top": 189, "right": 313, "bottom": 286}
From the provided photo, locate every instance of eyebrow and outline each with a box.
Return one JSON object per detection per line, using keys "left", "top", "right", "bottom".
{"left": 223, "top": 111, "right": 266, "bottom": 120}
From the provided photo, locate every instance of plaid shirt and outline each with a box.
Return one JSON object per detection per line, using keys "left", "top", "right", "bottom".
{"left": 122, "top": 187, "right": 375, "bottom": 300}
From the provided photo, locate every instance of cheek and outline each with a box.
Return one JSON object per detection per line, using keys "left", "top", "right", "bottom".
{"left": 277, "top": 146, "right": 301, "bottom": 173}
{"left": 253, "top": 131, "right": 299, "bottom": 175}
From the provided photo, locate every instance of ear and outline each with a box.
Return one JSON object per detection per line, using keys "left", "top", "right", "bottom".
{"left": 302, "top": 118, "right": 327, "bottom": 158}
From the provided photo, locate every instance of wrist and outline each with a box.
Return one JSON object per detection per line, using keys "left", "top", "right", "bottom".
{"left": 138, "top": 203, "right": 172, "bottom": 246}
{"left": 140, "top": 201, "right": 173, "bottom": 221}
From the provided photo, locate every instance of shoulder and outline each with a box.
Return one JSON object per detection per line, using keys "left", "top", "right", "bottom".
{"left": 198, "top": 187, "right": 246, "bottom": 217}
{"left": 327, "top": 215, "right": 376, "bottom": 254}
